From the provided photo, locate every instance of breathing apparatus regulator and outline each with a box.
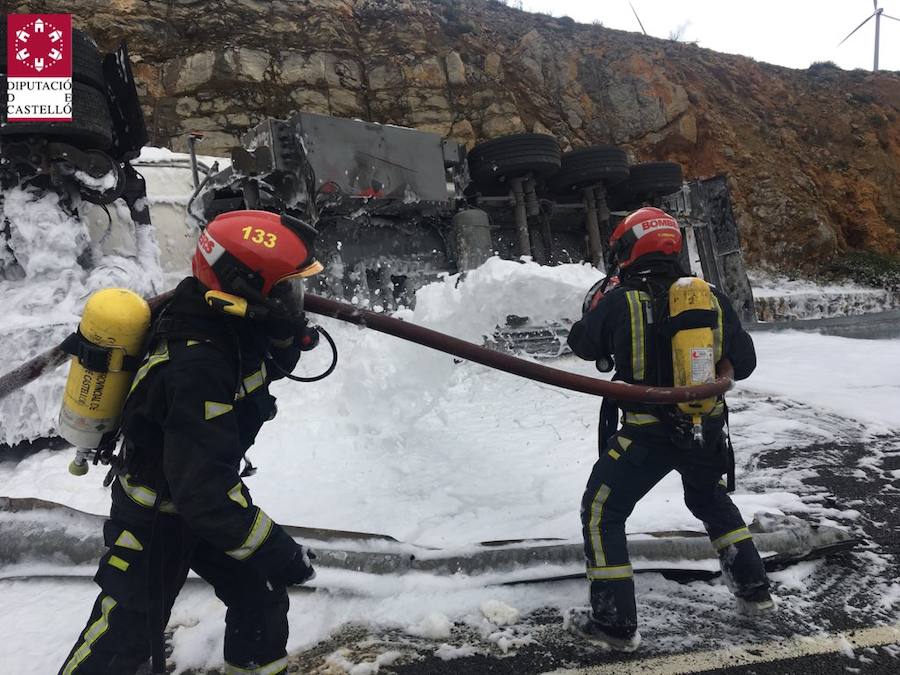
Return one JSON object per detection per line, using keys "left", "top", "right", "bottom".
{"left": 204, "top": 279, "right": 338, "bottom": 382}
{"left": 58, "top": 210, "right": 337, "bottom": 477}
{"left": 595, "top": 207, "right": 720, "bottom": 442}
{"left": 193, "top": 209, "right": 338, "bottom": 382}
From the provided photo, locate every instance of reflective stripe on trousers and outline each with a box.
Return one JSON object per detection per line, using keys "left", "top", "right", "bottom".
{"left": 712, "top": 525, "right": 752, "bottom": 551}
{"left": 60, "top": 595, "right": 117, "bottom": 675}
{"left": 223, "top": 656, "right": 288, "bottom": 674}
{"left": 587, "top": 563, "right": 634, "bottom": 581}
{"left": 587, "top": 483, "right": 612, "bottom": 566}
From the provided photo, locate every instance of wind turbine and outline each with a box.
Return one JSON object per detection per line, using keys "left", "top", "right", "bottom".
{"left": 838, "top": 0, "right": 900, "bottom": 71}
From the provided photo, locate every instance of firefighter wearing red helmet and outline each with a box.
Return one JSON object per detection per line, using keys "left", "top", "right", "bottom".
{"left": 61, "top": 211, "right": 324, "bottom": 675}
{"left": 565, "top": 207, "right": 772, "bottom": 650}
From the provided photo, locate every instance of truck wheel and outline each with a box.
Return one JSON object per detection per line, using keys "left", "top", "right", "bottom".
{"left": 0, "top": 26, "right": 105, "bottom": 90}
{"left": 467, "top": 133, "right": 561, "bottom": 188}
{"left": 0, "top": 80, "right": 114, "bottom": 150}
{"left": 628, "top": 161, "right": 683, "bottom": 198}
{"left": 549, "top": 145, "right": 629, "bottom": 192}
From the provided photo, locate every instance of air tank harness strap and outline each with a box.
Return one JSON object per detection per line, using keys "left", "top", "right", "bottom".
{"left": 599, "top": 398, "right": 619, "bottom": 455}
{"left": 657, "top": 309, "right": 718, "bottom": 337}
{"left": 724, "top": 400, "right": 736, "bottom": 493}
{"left": 60, "top": 330, "right": 142, "bottom": 373}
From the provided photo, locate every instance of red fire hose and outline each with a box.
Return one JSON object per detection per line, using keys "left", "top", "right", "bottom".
{"left": 303, "top": 295, "right": 733, "bottom": 404}
{"left": 0, "top": 291, "right": 733, "bottom": 405}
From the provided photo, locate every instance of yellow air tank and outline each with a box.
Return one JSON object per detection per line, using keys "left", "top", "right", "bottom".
{"left": 669, "top": 277, "right": 717, "bottom": 442}
{"left": 59, "top": 288, "right": 151, "bottom": 474}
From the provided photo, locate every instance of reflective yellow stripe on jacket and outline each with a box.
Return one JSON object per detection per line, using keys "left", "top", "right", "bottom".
{"left": 623, "top": 412, "right": 659, "bottom": 426}
{"left": 235, "top": 363, "right": 267, "bottom": 400}
{"left": 226, "top": 507, "right": 274, "bottom": 561}
{"left": 625, "top": 290, "right": 649, "bottom": 381}
{"left": 118, "top": 475, "right": 177, "bottom": 514}
{"left": 129, "top": 340, "right": 170, "bottom": 395}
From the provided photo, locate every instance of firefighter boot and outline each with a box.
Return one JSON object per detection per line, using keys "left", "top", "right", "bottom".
{"left": 564, "top": 608, "right": 641, "bottom": 652}
{"left": 735, "top": 586, "right": 776, "bottom": 615}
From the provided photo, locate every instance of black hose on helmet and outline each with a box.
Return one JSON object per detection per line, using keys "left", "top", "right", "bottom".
{"left": 266, "top": 325, "right": 338, "bottom": 383}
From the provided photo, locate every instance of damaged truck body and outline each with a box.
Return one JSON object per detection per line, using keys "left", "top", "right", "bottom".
{"left": 192, "top": 111, "right": 757, "bottom": 326}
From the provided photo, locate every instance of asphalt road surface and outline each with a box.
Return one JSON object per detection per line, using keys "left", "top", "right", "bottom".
{"left": 279, "top": 394, "right": 900, "bottom": 675}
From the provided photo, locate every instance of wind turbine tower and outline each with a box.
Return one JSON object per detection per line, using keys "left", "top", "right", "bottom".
{"left": 839, "top": 0, "right": 900, "bottom": 71}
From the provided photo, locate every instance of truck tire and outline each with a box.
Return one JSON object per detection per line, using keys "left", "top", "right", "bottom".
{"left": 549, "top": 145, "right": 629, "bottom": 192}
{"left": 0, "top": 26, "right": 105, "bottom": 90}
{"left": 628, "top": 161, "right": 683, "bottom": 198}
{"left": 467, "top": 133, "right": 561, "bottom": 188}
{"left": 0, "top": 80, "right": 114, "bottom": 150}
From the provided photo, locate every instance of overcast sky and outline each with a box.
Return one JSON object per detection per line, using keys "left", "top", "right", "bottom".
{"left": 518, "top": 0, "right": 900, "bottom": 72}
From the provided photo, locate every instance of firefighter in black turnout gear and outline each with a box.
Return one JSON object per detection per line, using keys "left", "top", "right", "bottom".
{"left": 566, "top": 207, "right": 773, "bottom": 651}
{"left": 60, "top": 211, "right": 325, "bottom": 675}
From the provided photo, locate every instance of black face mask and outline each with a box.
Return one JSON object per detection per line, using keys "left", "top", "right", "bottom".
{"left": 268, "top": 278, "right": 305, "bottom": 318}
{"left": 605, "top": 248, "right": 619, "bottom": 274}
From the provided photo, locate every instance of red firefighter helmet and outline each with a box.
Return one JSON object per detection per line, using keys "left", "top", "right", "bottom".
{"left": 609, "top": 207, "right": 683, "bottom": 269}
{"left": 191, "top": 210, "right": 323, "bottom": 297}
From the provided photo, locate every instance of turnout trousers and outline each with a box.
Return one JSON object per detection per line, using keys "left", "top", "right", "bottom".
{"left": 59, "top": 514, "right": 289, "bottom": 675}
{"left": 580, "top": 419, "right": 769, "bottom": 631}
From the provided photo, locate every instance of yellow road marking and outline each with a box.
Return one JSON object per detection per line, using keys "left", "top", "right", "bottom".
{"left": 543, "top": 623, "right": 900, "bottom": 675}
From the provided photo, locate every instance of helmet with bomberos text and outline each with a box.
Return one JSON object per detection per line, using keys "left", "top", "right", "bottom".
{"left": 608, "top": 206, "right": 682, "bottom": 269}
{"left": 192, "top": 210, "right": 323, "bottom": 297}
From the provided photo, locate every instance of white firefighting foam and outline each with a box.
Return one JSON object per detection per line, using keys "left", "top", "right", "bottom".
{"left": 1, "top": 152, "right": 899, "bottom": 673}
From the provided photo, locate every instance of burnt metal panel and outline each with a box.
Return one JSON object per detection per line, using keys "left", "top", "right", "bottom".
{"left": 663, "top": 177, "right": 756, "bottom": 323}
{"left": 691, "top": 176, "right": 756, "bottom": 323}
{"left": 290, "top": 112, "right": 454, "bottom": 204}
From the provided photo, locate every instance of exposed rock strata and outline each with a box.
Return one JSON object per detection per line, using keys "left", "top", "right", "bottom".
{"left": 4, "top": 0, "right": 900, "bottom": 266}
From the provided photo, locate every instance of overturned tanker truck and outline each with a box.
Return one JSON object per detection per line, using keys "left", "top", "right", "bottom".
{"left": 193, "top": 110, "right": 758, "bottom": 331}
{"left": 0, "top": 34, "right": 856, "bottom": 586}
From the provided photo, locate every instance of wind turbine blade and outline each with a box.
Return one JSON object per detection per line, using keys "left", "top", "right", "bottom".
{"left": 874, "top": 0, "right": 878, "bottom": 10}
{"left": 628, "top": 1, "right": 648, "bottom": 35}
{"left": 838, "top": 12, "right": 877, "bottom": 46}
{"left": 882, "top": 12, "right": 900, "bottom": 22}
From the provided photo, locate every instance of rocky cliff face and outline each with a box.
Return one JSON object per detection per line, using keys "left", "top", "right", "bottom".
{"left": 5, "top": 0, "right": 900, "bottom": 268}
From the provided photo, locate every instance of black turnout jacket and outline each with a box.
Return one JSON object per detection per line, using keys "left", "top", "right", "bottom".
{"left": 111, "top": 277, "right": 303, "bottom": 578}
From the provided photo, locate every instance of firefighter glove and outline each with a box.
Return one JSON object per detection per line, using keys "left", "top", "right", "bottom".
{"left": 595, "top": 355, "right": 615, "bottom": 373}
{"left": 269, "top": 545, "right": 317, "bottom": 587}
{"left": 265, "top": 315, "right": 318, "bottom": 351}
